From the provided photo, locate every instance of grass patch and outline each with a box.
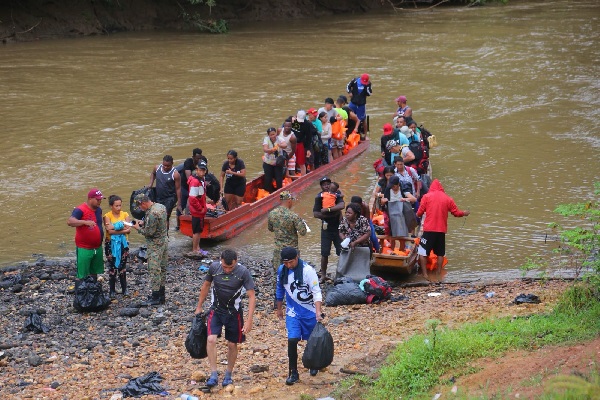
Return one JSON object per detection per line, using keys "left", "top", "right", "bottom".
{"left": 360, "top": 285, "right": 600, "bottom": 400}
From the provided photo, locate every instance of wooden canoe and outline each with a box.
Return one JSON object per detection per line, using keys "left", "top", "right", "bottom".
{"left": 179, "top": 138, "right": 371, "bottom": 241}
{"left": 370, "top": 236, "right": 419, "bottom": 276}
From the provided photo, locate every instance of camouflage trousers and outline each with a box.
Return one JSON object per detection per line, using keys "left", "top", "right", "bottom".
{"left": 147, "top": 240, "right": 168, "bottom": 291}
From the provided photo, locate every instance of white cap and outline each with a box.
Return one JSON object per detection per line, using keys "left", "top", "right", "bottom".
{"left": 297, "top": 110, "right": 306, "bottom": 122}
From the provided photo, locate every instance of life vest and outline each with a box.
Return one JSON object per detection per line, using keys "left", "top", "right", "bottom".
{"left": 331, "top": 119, "right": 347, "bottom": 140}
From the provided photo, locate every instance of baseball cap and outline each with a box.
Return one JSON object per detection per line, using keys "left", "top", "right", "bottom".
{"left": 360, "top": 73, "right": 370, "bottom": 84}
{"left": 395, "top": 95, "right": 407, "bottom": 103}
{"left": 307, "top": 107, "right": 318, "bottom": 116}
{"left": 280, "top": 247, "right": 298, "bottom": 262}
{"left": 197, "top": 161, "right": 208, "bottom": 170}
{"left": 279, "top": 190, "right": 296, "bottom": 200}
{"left": 134, "top": 193, "right": 150, "bottom": 205}
{"left": 87, "top": 188, "right": 105, "bottom": 200}
{"left": 383, "top": 123, "right": 393, "bottom": 135}
{"left": 386, "top": 139, "right": 400, "bottom": 151}
{"left": 320, "top": 176, "right": 331, "bottom": 184}
{"left": 296, "top": 110, "right": 306, "bottom": 122}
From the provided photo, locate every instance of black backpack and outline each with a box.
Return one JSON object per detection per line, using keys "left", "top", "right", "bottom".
{"left": 204, "top": 173, "right": 221, "bottom": 203}
{"left": 362, "top": 275, "right": 392, "bottom": 304}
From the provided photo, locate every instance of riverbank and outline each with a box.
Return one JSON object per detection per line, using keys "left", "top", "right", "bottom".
{"left": 0, "top": 0, "right": 386, "bottom": 42}
{"left": 0, "top": 251, "right": 579, "bottom": 399}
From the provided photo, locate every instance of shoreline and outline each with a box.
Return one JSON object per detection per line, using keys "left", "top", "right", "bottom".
{"left": 0, "top": 250, "right": 575, "bottom": 398}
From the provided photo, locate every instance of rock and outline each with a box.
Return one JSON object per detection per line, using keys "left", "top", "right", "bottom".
{"left": 51, "top": 273, "right": 67, "bottom": 281}
{"left": 39, "top": 272, "right": 51, "bottom": 280}
{"left": 249, "top": 364, "right": 269, "bottom": 373}
{"left": 28, "top": 352, "right": 43, "bottom": 366}
{"left": 50, "top": 381, "right": 60, "bottom": 389}
{"left": 119, "top": 308, "right": 139, "bottom": 317}
{"left": 330, "top": 315, "right": 351, "bottom": 325}
{"left": 247, "top": 386, "right": 264, "bottom": 394}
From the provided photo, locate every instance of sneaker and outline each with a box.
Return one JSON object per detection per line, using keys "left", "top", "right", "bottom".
{"left": 310, "top": 369, "right": 319, "bottom": 376}
{"left": 285, "top": 370, "right": 299, "bottom": 385}
{"left": 206, "top": 375, "right": 218, "bottom": 388}
{"left": 222, "top": 376, "right": 233, "bottom": 387}
{"left": 198, "top": 249, "right": 209, "bottom": 256}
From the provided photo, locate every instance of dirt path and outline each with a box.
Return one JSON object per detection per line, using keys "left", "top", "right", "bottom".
{"left": 0, "top": 273, "right": 580, "bottom": 399}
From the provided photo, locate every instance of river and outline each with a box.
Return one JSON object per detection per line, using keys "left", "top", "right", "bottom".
{"left": 0, "top": 0, "right": 598, "bottom": 280}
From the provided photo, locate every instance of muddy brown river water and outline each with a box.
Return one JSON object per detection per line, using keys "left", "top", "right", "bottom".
{"left": 0, "top": 0, "right": 598, "bottom": 280}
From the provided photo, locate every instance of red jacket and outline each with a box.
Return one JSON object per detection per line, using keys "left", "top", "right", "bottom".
{"left": 188, "top": 175, "right": 207, "bottom": 218}
{"left": 416, "top": 179, "right": 467, "bottom": 233}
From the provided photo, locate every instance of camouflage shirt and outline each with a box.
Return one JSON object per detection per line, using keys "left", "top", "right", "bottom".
{"left": 267, "top": 206, "right": 307, "bottom": 249}
{"left": 139, "top": 202, "right": 168, "bottom": 243}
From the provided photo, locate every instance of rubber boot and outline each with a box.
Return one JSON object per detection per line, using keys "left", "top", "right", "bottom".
{"left": 108, "top": 275, "right": 116, "bottom": 299}
{"left": 142, "top": 291, "right": 161, "bottom": 306}
{"left": 158, "top": 286, "right": 165, "bottom": 304}
{"left": 119, "top": 273, "right": 128, "bottom": 296}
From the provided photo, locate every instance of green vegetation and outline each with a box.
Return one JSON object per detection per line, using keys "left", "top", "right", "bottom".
{"left": 333, "top": 184, "right": 600, "bottom": 400}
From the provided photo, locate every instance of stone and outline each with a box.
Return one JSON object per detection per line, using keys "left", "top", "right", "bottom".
{"left": 119, "top": 308, "right": 139, "bottom": 317}
{"left": 50, "top": 381, "right": 60, "bottom": 389}
{"left": 28, "top": 352, "right": 43, "bottom": 366}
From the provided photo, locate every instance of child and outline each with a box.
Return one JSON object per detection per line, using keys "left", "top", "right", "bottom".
{"left": 103, "top": 195, "right": 131, "bottom": 298}
{"left": 321, "top": 181, "right": 342, "bottom": 209}
{"left": 187, "top": 161, "right": 209, "bottom": 257}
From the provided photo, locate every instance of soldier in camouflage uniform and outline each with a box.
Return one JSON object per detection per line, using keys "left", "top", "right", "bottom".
{"left": 132, "top": 193, "right": 169, "bottom": 306}
{"left": 268, "top": 191, "right": 307, "bottom": 271}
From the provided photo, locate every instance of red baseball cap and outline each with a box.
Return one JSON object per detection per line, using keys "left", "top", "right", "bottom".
{"left": 307, "top": 107, "right": 318, "bottom": 115}
{"left": 87, "top": 188, "right": 105, "bottom": 200}
{"left": 360, "top": 73, "right": 370, "bottom": 84}
{"left": 395, "top": 95, "right": 407, "bottom": 103}
{"left": 382, "top": 123, "right": 393, "bottom": 135}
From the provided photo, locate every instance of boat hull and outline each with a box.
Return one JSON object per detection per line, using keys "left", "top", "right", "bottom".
{"left": 179, "top": 139, "right": 371, "bottom": 241}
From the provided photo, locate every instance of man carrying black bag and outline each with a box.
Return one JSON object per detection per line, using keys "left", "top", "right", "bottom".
{"left": 275, "top": 247, "right": 324, "bottom": 385}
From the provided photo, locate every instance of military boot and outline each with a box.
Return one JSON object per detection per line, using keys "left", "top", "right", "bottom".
{"left": 119, "top": 274, "right": 128, "bottom": 297}
{"left": 142, "top": 291, "right": 161, "bottom": 306}
{"left": 158, "top": 286, "right": 166, "bottom": 304}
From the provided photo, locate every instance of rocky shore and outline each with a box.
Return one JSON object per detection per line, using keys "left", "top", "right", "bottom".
{"left": 0, "top": 251, "right": 571, "bottom": 399}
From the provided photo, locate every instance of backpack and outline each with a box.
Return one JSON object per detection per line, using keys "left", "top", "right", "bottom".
{"left": 419, "top": 125, "right": 433, "bottom": 148}
{"left": 361, "top": 275, "right": 392, "bottom": 304}
{"left": 204, "top": 173, "right": 221, "bottom": 203}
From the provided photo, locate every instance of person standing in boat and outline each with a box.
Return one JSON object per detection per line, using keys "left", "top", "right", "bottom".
{"left": 346, "top": 74, "right": 372, "bottom": 136}
{"left": 278, "top": 118, "right": 297, "bottom": 178}
{"left": 262, "top": 127, "right": 287, "bottom": 193}
{"left": 177, "top": 148, "right": 208, "bottom": 231}
{"left": 306, "top": 108, "right": 323, "bottom": 170}
{"left": 313, "top": 177, "right": 344, "bottom": 283}
{"left": 416, "top": 179, "right": 470, "bottom": 281}
{"left": 317, "top": 97, "right": 338, "bottom": 122}
{"left": 291, "top": 110, "right": 315, "bottom": 176}
{"left": 394, "top": 95, "right": 412, "bottom": 119}
{"left": 380, "top": 175, "right": 417, "bottom": 251}
{"left": 319, "top": 111, "right": 332, "bottom": 164}
{"left": 148, "top": 155, "right": 182, "bottom": 231}
{"left": 103, "top": 194, "right": 131, "bottom": 298}
{"left": 335, "top": 96, "right": 360, "bottom": 139}
{"left": 67, "top": 188, "right": 105, "bottom": 281}
{"left": 219, "top": 150, "right": 247, "bottom": 211}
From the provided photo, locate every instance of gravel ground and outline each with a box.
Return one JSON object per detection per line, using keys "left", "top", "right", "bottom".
{"left": 0, "top": 251, "right": 571, "bottom": 399}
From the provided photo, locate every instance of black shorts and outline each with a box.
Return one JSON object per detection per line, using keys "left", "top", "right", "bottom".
{"left": 224, "top": 181, "right": 247, "bottom": 197}
{"left": 191, "top": 216, "right": 204, "bottom": 234}
{"left": 206, "top": 310, "right": 245, "bottom": 344}
{"left": 156, "top": 196, "right": 176, "bottom": 218}
{"left": 418, "top": 231, "right": 446, "bottom": 257}
{"left": 321, "top": 228, "right": 342, "bottom": 257}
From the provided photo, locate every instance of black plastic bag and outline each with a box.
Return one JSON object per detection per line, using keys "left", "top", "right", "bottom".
{"left": 302, "top": 322, "right": 334, "bottom": 370}
{"left": 120, "top": 371, "right": 167, "bottom": 398}
{"left": 325, "top": 282, "right": 367, "bottom": 306}
{"left": 514, "top": 293, "right": 541, "bottom": 304}
{"left": 24, "top": 312, "right": 50, "bottom": 333}
{"left": 129, "top": 186, "right": 155, "bottom": 220}
{"left": 185, "top": 313, "right": 208, "bottom": 359}
{"left": 73, "top": 276, "right": 110, "bottom": 312}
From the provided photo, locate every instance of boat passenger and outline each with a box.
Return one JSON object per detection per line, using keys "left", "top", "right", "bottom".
{"left": 394, "top": 158, "right": 421, "bottom": 198}
{"left": 317, "top": 97, "right": 338, "bottom": 122}
{"left": 321, "top": 181, "right": 342, "bottom": 210}
{"left": 278, "top": 118, "right": 297, "bottom": 178}
{"left": 220, "top": 150, "right": 247, "bottom": 211}
{"left": 291, "top": 110, "right": 315, "bottom": 176}
{"left": 392, "top": 117, "right": 410, "bottom": 146}
{"left": 177, "top": 148, "right": 207, "bottom": 231}
{"left": 335, "top": 95, "right": 359, "bottom": 138}
{"left": 306, "top": 108, "right": 323, "bottom": 170}
{"left": 350, "top": 195, "right": 379, "bottom": 252}
{"left": 375, "top": 166, "right": 396, "bottom": 198}
{"left": 394, "top": 95, "right": 412, "bottom": 119}
{"left": 330, "top": 108, "right": 347, "bottom": 160}
{"left": 346, "top": 74, "right": 372, "bottom": 134}
{"left": 380, "top": 175, "right": 417, "bottom": 251}
{"left": 319, "top": 111, "right": 332, "bottom": 164}
{"left": 148, "top": 155, "right": 182, "bottom": 231}
{"left": 187, "top": 161, "right": 208, "bottom": 257}
{"left": 385, "top": 139, "right": 415, "bottom": 166}
{"left": 262, "top": 127, "right": 287, "bottom": 193}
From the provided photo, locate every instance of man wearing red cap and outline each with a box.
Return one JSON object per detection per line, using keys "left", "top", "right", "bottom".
{"left": 346, "top": 73, "right": 372, "bottom": 135}
{"left": 395, "top": 95, "right": 412, "bottom": 119}
{"left": 67, "top": 189, "right": 105, "bottom": 280}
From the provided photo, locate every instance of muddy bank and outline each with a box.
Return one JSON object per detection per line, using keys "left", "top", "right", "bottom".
{"left": 0, "top": 250, "right": 573, "bottom": 399}
{"left": 0, "top": 0, "right": 386, "bottom": 42}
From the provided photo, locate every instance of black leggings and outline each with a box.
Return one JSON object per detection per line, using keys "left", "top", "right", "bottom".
{"left": 263, "top": 162, "right": 284, "bottom": 193}
{"left": 288, "top": 338, "right": 299, "bottom": 371}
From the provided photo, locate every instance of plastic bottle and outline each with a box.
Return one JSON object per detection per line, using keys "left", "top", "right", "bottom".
{"left": 180, "top": 394, "right": 199, "bottom": 400}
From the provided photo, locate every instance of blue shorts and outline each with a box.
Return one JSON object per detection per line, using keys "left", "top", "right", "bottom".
{"left": 207, "top": 310, "right": 246, "bottom": 343}
{"left": 286, "top": 314, "right": 317, "bottom": 340}
{"left": 348, "top": 102, "right": 367, "bottom": 121}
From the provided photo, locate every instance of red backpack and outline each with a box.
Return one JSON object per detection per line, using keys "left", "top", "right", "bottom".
{"left": 363, "top": 275, "right": 392, "bottom": 304}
